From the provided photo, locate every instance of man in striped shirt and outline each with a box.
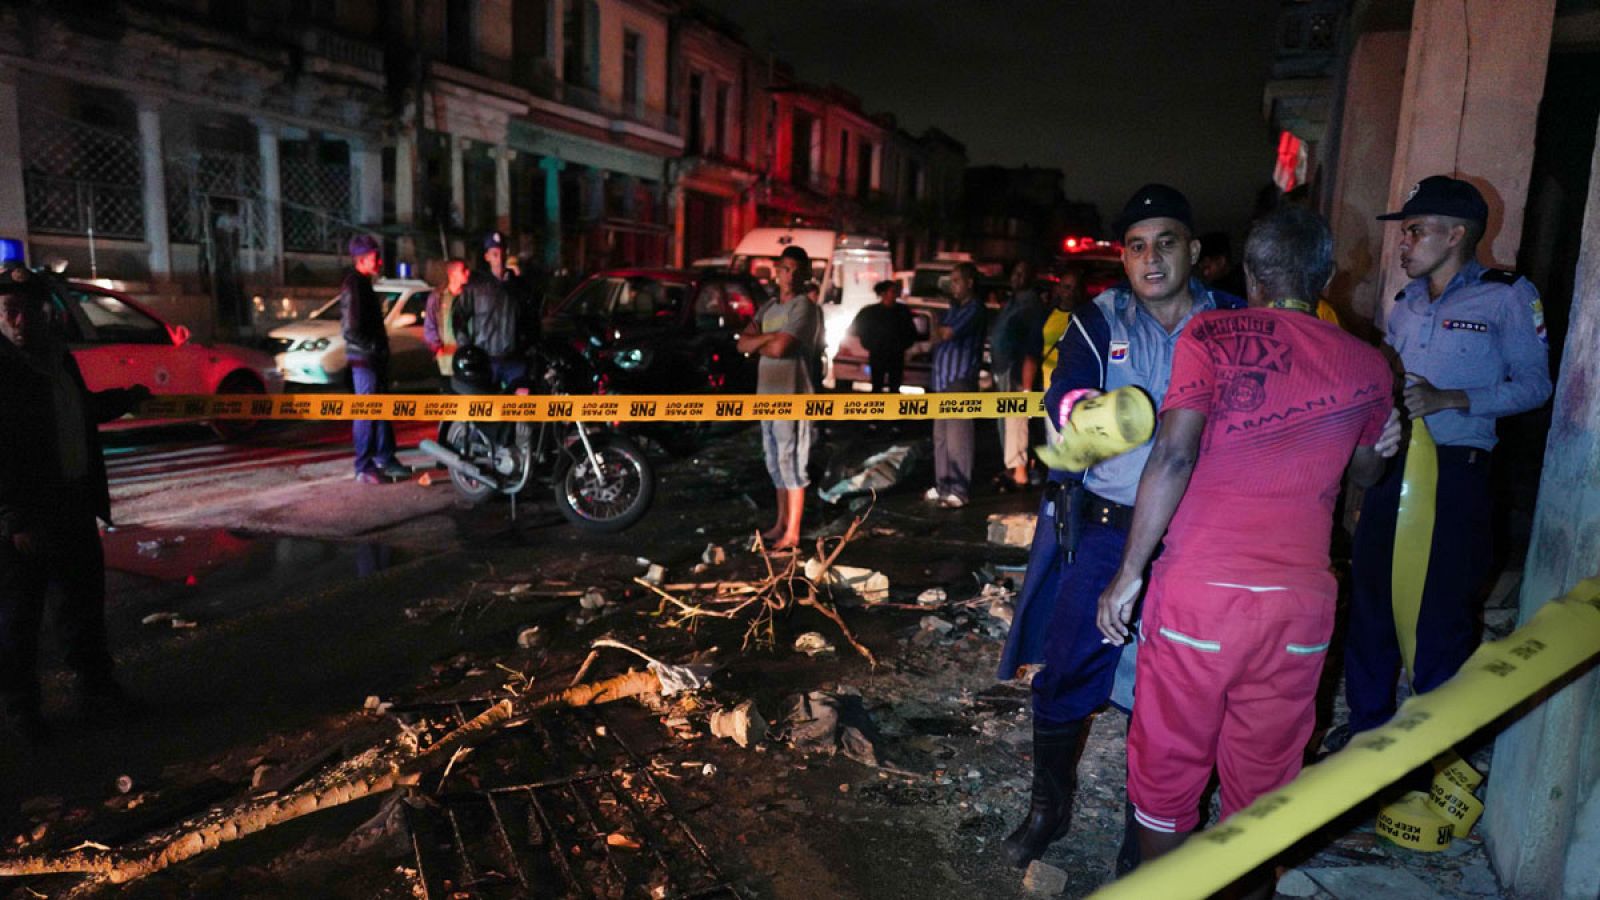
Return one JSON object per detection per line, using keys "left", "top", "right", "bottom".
{"left": 924, "top": 262, "right": 987, "bottom": 508}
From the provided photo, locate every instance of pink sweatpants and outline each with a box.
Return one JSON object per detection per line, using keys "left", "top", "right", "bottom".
{"left": 1127, "top": 576, "right": 1334, "bottom": 833}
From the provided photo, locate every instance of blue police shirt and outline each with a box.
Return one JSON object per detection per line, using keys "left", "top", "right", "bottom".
{"left": 1387, "top": 260, "right": 1551, "bottom": 450}
{"left": 1044, "top": 278, "right": 1241, "bottom": 505}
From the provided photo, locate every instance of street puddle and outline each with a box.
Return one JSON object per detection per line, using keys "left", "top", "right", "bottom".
{"left": 102, "top": 524, "right": 413, "bottom": 590}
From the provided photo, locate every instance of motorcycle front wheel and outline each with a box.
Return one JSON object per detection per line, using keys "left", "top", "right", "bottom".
{"left": 554, "top": 434, "right": 654, "bottom": 532}
{"left": 443, "top": 421, "right": 500, "bottom": 506}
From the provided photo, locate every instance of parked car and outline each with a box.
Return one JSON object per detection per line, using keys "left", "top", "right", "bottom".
{"left": 543, "top": 269, "right": 768, "bottom": 394}
{"left": 44, "top": 279, "right": 284, "bottom": 437}
{"left": 266, "top": 277, "right": 435, "bottom": 388}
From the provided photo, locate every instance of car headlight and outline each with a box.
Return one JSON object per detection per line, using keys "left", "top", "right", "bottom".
{"left": 298, "top": 337, "right": 331, "bottom": 352}
{"left": 614, "top": 348, "right": 650, "bottom": 370}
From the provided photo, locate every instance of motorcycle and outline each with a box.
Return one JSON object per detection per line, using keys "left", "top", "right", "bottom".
{"left": 418, "top": 344, "right": 655, "bottom": 533}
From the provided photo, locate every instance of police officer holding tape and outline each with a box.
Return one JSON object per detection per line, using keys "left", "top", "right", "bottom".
{"left": 996, "top": 184, "right": 1243, "bottom": 870}
{"left": 1338, "top": 176, "right": 1552, "bottom": 744}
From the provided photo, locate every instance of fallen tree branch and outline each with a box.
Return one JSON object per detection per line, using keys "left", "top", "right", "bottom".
{"left": 0, "top": 669, "right": 661, "bottom": 887}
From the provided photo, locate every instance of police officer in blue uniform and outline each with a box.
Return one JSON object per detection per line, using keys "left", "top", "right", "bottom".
{"left": 1340, "top": 176, "right": 1552, "bottom": 741}
{"left": 997, "top": 184, "right": 1243, "bottom": 869}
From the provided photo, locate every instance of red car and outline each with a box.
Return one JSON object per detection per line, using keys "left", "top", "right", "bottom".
{"left": 44, "top": 278, "right": 285, "bottom": 437}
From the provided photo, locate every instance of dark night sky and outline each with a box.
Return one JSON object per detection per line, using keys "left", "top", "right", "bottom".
{"left": 697, "top": 0, "right": 1284, "bottom": 238}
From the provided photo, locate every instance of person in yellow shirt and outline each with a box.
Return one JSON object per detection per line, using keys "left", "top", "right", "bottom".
{"left": 1040, "top": 266, "right": 1086, "bottom": 388}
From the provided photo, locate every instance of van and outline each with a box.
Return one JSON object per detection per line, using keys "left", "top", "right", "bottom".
{"left": 729, "top": 227, "right": 894, "bottom": 382}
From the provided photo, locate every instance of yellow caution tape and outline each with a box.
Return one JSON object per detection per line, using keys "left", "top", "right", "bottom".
{"left": 1376, "top": 790, "right": 1455, "bottom": 852}
{"left": 1393, "top": 419, "right": 1438, "bottom": 681}
{"left": 133, "top": 391, "right": 1045, "bottom": 423}
{"left": 1373, "top": 750, "right": 1486, "bottom": 851}
{"left": 1034, "top": 385, "right": 1156, "bottom": 472}
{"left": 1088, "top": 575, "right": 1600, "bottom": 900}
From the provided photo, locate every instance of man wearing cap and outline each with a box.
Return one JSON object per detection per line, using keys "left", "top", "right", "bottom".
{"left": 341, "top": 235, "right": 406, "bottom": 485}
{"left": 453, "top": 232, "right": 525, "bottom": 386}
{"left": 1336, "top": 176, "right": 1551, "bottom": 744}
{"left": 1, "top": 267, "right": 150, "bottom": 741}
{"left": 996, "top": 184, "right": 1243, "bottom": 870}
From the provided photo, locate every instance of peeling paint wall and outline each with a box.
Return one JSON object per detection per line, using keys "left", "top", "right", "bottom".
{"left": 1484, "top": 112, "right": 1600, "bottom": 900}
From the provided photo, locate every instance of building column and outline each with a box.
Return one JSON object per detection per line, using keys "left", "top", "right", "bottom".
{"left": 1376, "top": 0, "right": 1557, "bottom": 325}
{"left": 135, "top": 98, "right": 171, "bottom": 285}
{"left": 350, "top": 137, "right": 384, "bottom": 226}
{"left": 255, "top": 120, "right": 283, "bottom": 284}
{"left": 583, "top": 168, "right": 606, "bottom": 221}
{"left": 1484, "top": 112, "right": 1600, "bottom": 899}
{"left": 493, "top": 143, "right": 512, "bottom": 233}
{"left": 450, "top": 137, "right": 466, "bottom": 228}
{"left": 669, "top": 183, "right": 685, "bottom": 268}
{"left": 1324, "top": 30, "right": 1408, "bottom": 326}
{"left": 0, "top": 66, "right": 30, "bottom": 259}
{"left": 393, "top": 132, "right": 417, "bottom": 263}
{"left": 539, "top": 156, "right": 564, "bottom": 270}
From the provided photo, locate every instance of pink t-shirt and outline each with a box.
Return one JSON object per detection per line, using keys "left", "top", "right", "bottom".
{"left": 1158, "top": 309, "right": 1392, "bottom": 591}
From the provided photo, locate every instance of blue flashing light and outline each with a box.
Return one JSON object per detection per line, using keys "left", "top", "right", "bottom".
{"left": 396, "top": 261, "right": 413, "bottom": 279}
{"left": 0, "top": 238, "right": 23, "bottom": 264}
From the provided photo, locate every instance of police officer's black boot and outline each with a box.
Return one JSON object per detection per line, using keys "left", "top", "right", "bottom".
{"left": 1002, "top": 719, "right": 1085, "bottom": 868}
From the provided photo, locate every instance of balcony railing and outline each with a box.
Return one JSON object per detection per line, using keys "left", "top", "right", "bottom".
{"left": 523, "top": 72, "right": 680, "bottom": 137}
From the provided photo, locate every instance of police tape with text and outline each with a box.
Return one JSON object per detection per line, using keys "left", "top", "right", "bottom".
{"left": 135, "top": 391, "right": 1047, "bottom": 423}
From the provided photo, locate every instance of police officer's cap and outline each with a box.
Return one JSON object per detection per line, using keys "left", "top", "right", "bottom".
{"left": 1378, "top": 176, "right": 1489, "bottom": 223}
{"left": 347, "top": 233, "right": 381, "bottom": 258}
{"left": 1114, "top": 184, "right": 1193, "bottom": 238}
{"left": 483, "top": 231, "right": 507, "bottom": 251}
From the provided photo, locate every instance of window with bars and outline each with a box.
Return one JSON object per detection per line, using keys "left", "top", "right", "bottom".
{"left": 22, "top": 107, "right": 145, "bottom": 240}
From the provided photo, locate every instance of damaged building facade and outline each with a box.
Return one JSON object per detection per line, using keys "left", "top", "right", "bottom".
{"left": 0, "top": 0, "right": 969, "bottom": 337}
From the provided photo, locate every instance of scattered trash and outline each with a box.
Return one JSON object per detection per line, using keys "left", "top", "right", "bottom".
{"left": 709, "top": 700, "right": 768, "bottom": 748}
{"left": 642, "top": 563, "right": 667, "bottom": 585}
{"left": 516, "top": 626, "right": 542, "bottom": 649}
{"left": 580, "top": 588, "right": 608, "bottom": 610}
{"left": 784, "top": 692, "right": 843, "bottom": 756}
{"left": 793, "top": 632, "right": 836, "bottom": 656}
{"left": 114, "top": 776, "right": 134, "bottom": 795}
{"left": 838, "top": 726, "right": 879, "bottom": 767}
{"left": 170, "top": 618, "right": 198, "bottom": 630}
{"left": 1022, "top": 860, "right": 1069, "bottom": 895}
{"left": 493, "top": 583, "right": 533, "bottom": 596}
{"left": 417, "top": 472, "right": 433, "bottom": 486}
{"left": 140, "top": 611, "right": 180, "bottom": 626}
{"left": 782, "top": 691, "right": 884, "bottom": 768}
{"left": 818, "top": 444, "right": 919, "bottom": 504}
{"left": 606, "top": 832, "right": 642, "bottom": 851}
{"left": 986, "top": 512, "right": 1037, "bottom": 548}
{"left": 701, "top": 763, "right": 717, "bottom": 776}
{"left": 804, "top": 560, "right": 891, "bottom": 604}
{"left": 916, "top": 588, "right": 947, "bottom": 607}
{"left": 362, "top": 695, "right": 393, "bottom": 714}
{"left": 701, "top": 543, "right": 726, "bottom": 566}
{"left": 920, "top": 616, "right": 955, "bottom": 635}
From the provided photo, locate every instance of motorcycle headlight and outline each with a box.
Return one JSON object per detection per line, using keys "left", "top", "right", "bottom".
{"left": 614, "top": 348, "right": 650, "bottom": 370}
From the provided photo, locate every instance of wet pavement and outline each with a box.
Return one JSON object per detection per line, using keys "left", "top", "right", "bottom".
{"left": 0, "top": 420, "right": 1514, "bottom": 899}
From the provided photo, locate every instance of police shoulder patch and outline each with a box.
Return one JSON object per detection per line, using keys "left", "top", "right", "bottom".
{"left": 1482, "top": 268, "right": 1520, "bottom": 285}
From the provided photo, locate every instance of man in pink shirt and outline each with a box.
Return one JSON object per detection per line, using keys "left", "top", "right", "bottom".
{"left": 1096, "top": 207, "right": 1402, "bottom": 891}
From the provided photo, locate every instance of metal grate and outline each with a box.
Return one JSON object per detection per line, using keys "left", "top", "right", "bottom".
{"left": 165, "top": 151, "right": 266, "bottom": 249}
{"left": 398, "top": 700, "right": 740, "bottom": 900}
{"left": 21, "top": 108, "right": 145, "bottom": 238}
{"left": 282, "top": 156, "right": 353, "bottom": 253}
